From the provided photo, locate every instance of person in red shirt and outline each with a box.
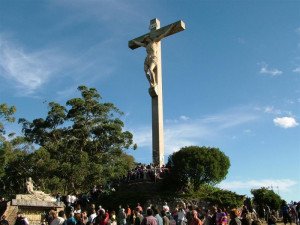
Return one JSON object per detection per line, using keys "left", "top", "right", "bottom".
{"left": 141, "top": 208, "right": 158, "bottom": 225}
{"left": 126, "top": 205, "right": 132, "bottom": 225}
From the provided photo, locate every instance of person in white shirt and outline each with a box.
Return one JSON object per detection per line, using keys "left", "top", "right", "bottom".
{"left": 50, "top": 211, "right": 65, "bottom": 225}
{"left": 66, "top": 194, "right": 71, "bottom": 206}
{"left": 89, "top": 208, "right": 97, "bottom": 224}
{"left": 70, "top": 195, "right": 77, "bottom": 206}
{"left": 178, "top": 207, "right": 187, "bottom": 225}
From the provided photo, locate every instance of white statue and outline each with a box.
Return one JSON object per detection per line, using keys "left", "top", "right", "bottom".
{"left": 26, "top": 177, "right": 35, "bottom": 194}
{"left": 133, "top": 24, "right": 175, "bottom": 87}
{"left": 25, "top": 177, "right": 55, "bottom": 202}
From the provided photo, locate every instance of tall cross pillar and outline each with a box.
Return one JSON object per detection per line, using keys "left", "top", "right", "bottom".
{"left": 149, "top": 18, "right": 164, "bottom": 166}
{"left": 129, "top": 18, "right": 185, "bottom": 167}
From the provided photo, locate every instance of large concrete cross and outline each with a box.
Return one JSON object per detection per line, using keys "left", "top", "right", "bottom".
{"left": 129, "top": 18, "right": 185, "bottom": 166}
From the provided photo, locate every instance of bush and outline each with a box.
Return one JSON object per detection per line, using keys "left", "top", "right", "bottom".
{"left": 251, "top": 187, "right": 282, "bottom": 210}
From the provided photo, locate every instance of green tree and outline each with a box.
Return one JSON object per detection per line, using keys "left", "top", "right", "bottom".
{"left": 1, "top": 103, "right": 18, "bottom": 180}
{"left": 0, "top": 103, "right": 16, "bottom": 137}
{"left": 166, "top": 146, "right": 230, "bottom": 191}
{"left": 1, "top": 150, "right": 30, "bottom": 197}
{"left": 0, "top": 103, "right": 17, "bottom": 166}
{"left": 19, "top": 86, "right": 136, "bottom": 194}
{"left": 183, "top": 184, "right": 245, "bottom": 208}
{"left": 251, "top": 187, "right": 282, "bottom": 210}
{"left": 0, "top": 104, "right": 33, "bottom": 197}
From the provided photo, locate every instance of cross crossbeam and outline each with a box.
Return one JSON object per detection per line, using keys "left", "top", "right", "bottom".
{"left": 128, "top": 20, "right": 185, "bottom": 50}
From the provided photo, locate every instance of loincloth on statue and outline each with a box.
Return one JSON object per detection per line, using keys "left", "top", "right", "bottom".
{"left": 144, "top": 55, "right": 158, "bottom": 67}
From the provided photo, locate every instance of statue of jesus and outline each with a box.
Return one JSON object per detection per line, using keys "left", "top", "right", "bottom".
{"left": 25, "top": 177, "right": 55, "bottom": 202}
{"left": 133, "top": 24, "right": 175, "bottom": 87}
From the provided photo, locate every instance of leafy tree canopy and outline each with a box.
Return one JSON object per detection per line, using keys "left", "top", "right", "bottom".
{"left": 184, "top": 184, "right": 245, "bottom": 208}
{"left": 166, "top": 146, "right": 230, "bottom": 191}
{"left": 4, "top": 86, "right": 137, "bottom": 195}
{"left": 251, "top": 187, "right": 282, "bottom": 210}
{"left": 0, "top": 103, "right": 16, "bottom": 137}
{"left": 0, "top": 104, "right": 33, "bottom": 196}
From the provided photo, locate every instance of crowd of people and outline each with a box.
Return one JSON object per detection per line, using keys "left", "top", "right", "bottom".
{"left": 0, "top": 172, "right": 299, "bottom": 225}
{"left": 124, "top": 164, "right": 170, "bottom": 182}
{"left": 280, "top": 201, "right": 300, "bottom": 225}
{"left": 1, "top": 199, "right": 299, "bottom": 225}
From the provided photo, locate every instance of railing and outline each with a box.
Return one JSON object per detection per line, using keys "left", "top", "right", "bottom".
{"left": 125, "top": 167, "right": 170, "bottom": 183}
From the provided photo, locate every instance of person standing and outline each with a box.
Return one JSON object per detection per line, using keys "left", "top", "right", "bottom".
{"left": 136, "top": 204, "right": 143, "bottom": 215}
{"left": 188, "top": 210, "right": 202, "bottom": 225}
{"left": 118, "top": 208, "right": 127, "bottom": 225}
{"left": 0, "top": 198, "right": 7, "bottom": 218}
{"left": 229, "top": 209, "right": 241, "bottom": 225}
{"left": 216, "top": 208, "right": 227, "bottom": 225}
{"left": 163, "top": 203, "right": 170, "bottom": 215}
{"left": 178, "top": 207, "right": 187, "bottom": 225}
{"left": 296, "top": 202, "right": 300, "bottom": 225}
{"left": 141, "top": 208, "right": 158, "bottom": 225}
{"left": 126, "top": 205, "right": 132, "bottom": 225}
{"left": 240, "top": 209, "right": 251, "bottom": 225}
{"left": 267, "top": 211, "right": 277, "bottom": 225}
{"left": 108, "top": 211, "right": 117, "bottom": 225}
{"left": 281, "top": 201, "right": 292, "bottom": 225}
{"left": 210, "top": 207, "right": 217, "bottom": 225}
{"left": 203, "top": 210, "right": 213, "bottom": 225}
{"left": 161, "top": 210, "right": 170, "bottom": 225}
{"left": 50, "top": 211, "right": 65, "bottom": 225}
{"left": 153, "top": 208, "right": 163, "bottom": 225}
{"left": 134, "top": 209, "right": 144, "bottom": 225}
{"left": 88, "top": 208, "right": 97, "bottom": 224}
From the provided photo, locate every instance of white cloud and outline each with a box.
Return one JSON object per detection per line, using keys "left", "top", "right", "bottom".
{"left": 131, "top": 126, "right": 152, "bottom": 148}
{"left": 0, "top": 38, "right": 51, "bottom": 94}
{"left": 0, "top": 36, "right": 75, "bottom": 95}
{"left": 258, "top": 105, "right": 292, "bottom": 117}
{"left": 201, "top": 112, "right": 257, "bottom": 130}
{"left": 285, "top": 99, "right": 294, "bottom": 105}
{"left": 131, "top": 108, "right": 258, "bottom": 156}
{"left": 264, "top": 106, "right": 281, "bottom": 115}
{"left": 166, "top": 115, "right": 190, "bottom": 123}
{"left": 180, "top": 115, "right": 189, "bottom": 121}
{"left": 293, "top": 67, "right": 300, "bottom": 73}
{"left": 273, "top": 117, "right": 299, "bottom": 128}
{"left": 164, "top": 123, "right": 210, "bottom": 153}
{"left": 219, "top": 179, "right": 297, "bottom": 192}
{"left": 259, "top": 63, "right": 282, "bottom": 76}
{"left": 0, "top": 34, "right": 116, "bottom": 97}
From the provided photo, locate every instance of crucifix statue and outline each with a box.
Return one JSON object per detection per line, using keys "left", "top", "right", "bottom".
{"left": 129, "top": 18, "right": 185, "bottom": 167}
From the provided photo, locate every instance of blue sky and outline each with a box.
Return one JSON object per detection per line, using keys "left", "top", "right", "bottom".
{"left": 0, "top": 1, "right": 299, "bottom": 201}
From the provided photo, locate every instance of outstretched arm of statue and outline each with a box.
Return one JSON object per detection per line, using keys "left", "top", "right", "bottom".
{"left": 133, "top": 40, "right": 146, "bottom": 47}
{"left": 155, "top": 24, "right": 176, "bottom": 42}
